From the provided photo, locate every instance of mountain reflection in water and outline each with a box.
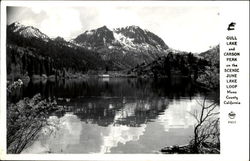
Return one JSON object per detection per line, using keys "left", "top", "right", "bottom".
{"left": 18, "top": 77, "right": 218, "bottom": 154}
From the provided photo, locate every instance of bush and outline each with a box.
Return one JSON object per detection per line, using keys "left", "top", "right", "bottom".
{"left": 7, "top": 80, "right": 60, "bottom": 153}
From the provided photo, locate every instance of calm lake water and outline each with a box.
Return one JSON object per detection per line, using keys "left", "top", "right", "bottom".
{"left": 11, "top": 77, "right": 219, "bottom": 154}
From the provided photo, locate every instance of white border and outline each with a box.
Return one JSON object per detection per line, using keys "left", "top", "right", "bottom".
{"left": 0, "top": 1, "right": 249, "bottom": 161}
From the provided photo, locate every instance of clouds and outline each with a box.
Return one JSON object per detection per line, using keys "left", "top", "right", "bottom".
{"left": 39, "top": 8, "right": 82, "bottom": 39}
{"left": 97, "top": 7, "right": 144, "bottom": 28}
{"left": 9, "top": 7, "right": 82, "bottom": 39}
{"left": 7, "top": 4, "right": 219, "bottom": 53}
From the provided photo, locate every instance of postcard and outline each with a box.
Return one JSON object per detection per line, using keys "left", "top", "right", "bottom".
{"left": 0, "top": 1, "right": 249, "bottom": 161}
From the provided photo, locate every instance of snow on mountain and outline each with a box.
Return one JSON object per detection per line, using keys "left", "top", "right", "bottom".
{"left": 73, "top": 25, "right": 169, "bottom": 60}
{"left": 113, "top": 25, "right": 168, "bottom": 51}
{"left": 73, "top": 26, "right": 115, "bottom": 48}
{"left": 71, "top": 25, "right": 171, "bottom": 68}
{"left": 8, "top": 22, "right": 84, "bottom": 50}
{"left": 113, "top": 32, "right": 136, "bottom": 49}
{"left": 7, "top": 22, "right": 171, "bottom": 69}
{"left": 73, "top": 25, "right": 169, "bottom": 52}
{"left": 8, "top": 22, "right": 50, "bottom": 41}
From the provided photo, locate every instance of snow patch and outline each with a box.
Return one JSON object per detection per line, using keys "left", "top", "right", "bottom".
{"left": 19, "top": 27, "right": 49, "bottom": 40}
{"left": 108, "top": 46, "right": 114, "bottom": 49}
{"left": 86, "top": 30, "right": 94, "bottom": 35}
{"left": 11, "top": 23, "right": 50, "bottom": 41}
{"left": 113, "top": 32, "right": 135, "bottom": 49}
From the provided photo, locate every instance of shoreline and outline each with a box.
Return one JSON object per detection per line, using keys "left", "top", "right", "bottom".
{"left": 160, "top": 142, "right": 220, "bottom": 154}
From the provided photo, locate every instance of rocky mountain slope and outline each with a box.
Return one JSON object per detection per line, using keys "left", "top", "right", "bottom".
{"left": 7, "top": 22, "right": 219, "bottom": 83}
{"left": 8, "top": 22, "right": 50, "bottom": 41}
{"left": 199, "top": 45, "right": 219, "bottom": 65}
{"left": 8, "top": 22, "right": 172, "bottom": 70}
{"left": 129, "top": 45, "right": 220, "bottom": 89}
{"left": 7, "top": 22, "right": 106, "bottom": 80}
{"left": 72, "top": 25, "right": 169, "bottom": 69}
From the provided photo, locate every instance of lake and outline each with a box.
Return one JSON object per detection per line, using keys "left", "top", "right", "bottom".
{"left": 10, "top": 77, "right": 219, "bottom": 154}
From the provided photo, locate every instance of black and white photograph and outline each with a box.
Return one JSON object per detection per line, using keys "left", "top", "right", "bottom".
{"left": 0, "top": 1, "right": 249, "bottom": 160}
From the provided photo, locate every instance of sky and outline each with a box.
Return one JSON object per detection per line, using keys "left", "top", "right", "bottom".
{"left": 7, "top": 4, "right": 220, "bottom": 53}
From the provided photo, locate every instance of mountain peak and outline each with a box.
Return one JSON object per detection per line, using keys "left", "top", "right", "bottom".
{"left": 53, "top": 36, "right": 66, "bottom": 42}
{"left": 12, "top": 21, "right": 21, "bottom": 26}
{"left": 97, "top": 25, "right": 111, "bottom": 32}
{"left": 73, "top": 25, "right": 168, "bottom": 52}
{"left": 113, "top": 25, "right": 168, "bottom": 50}
{"left": 74, "top": 25, "right": 114, "bottom": 47}
{"left": 114, "top": 25, "right": 142, "bottom": 31}
{"left": 8, "top": 22, "right": 50, "bottom": 41}
{"left": 101, "top": 25, "right": 108, "bottom": 29}
{"left": 128, "top": 25, "right": 140, "bottom": 29}
{"left": 9, "top": 22, "right": 25, "bottom": 31}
